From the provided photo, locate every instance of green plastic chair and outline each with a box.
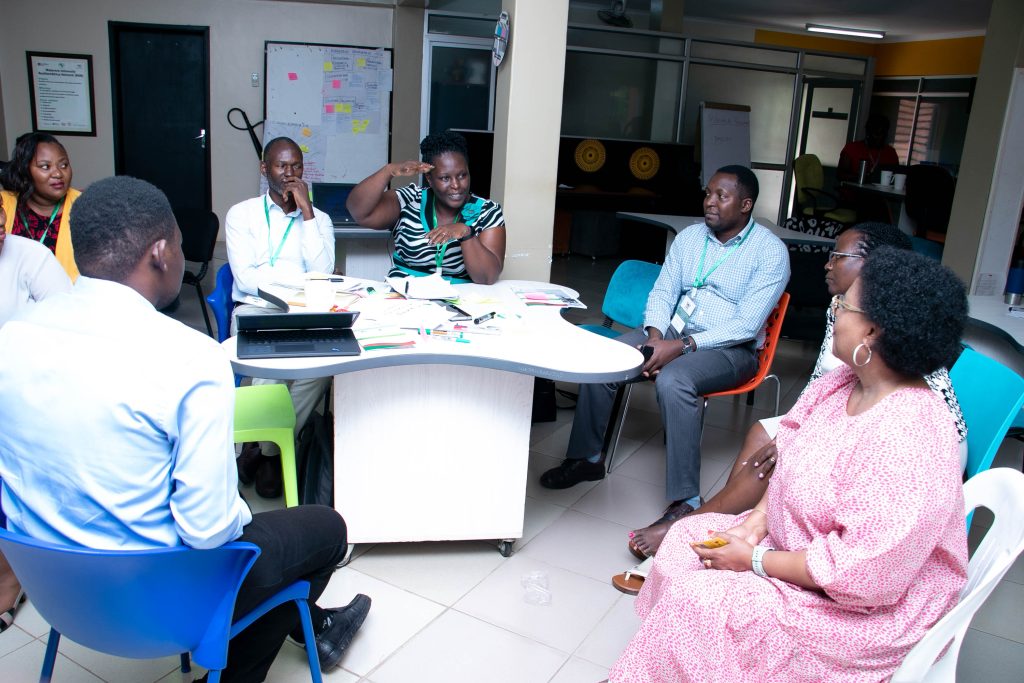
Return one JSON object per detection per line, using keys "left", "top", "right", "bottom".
{"left": 234, "top": 384, "right": 300, "bottom": 507}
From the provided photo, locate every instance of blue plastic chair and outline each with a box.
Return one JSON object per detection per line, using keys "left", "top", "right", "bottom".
{"left": 206, "top": 263, "right": 235, "bottom": 344}
{"left": 579, "top": 259, "right": 661, "bottom": 338}
{"left": 910, "top": 236, "right": 944, "bottom": 261}
{"left": 0, "top": 529, "right": 322, "bottom": 683}
{"left": 949, "top": 347, "right": 1024, "bottom": 480}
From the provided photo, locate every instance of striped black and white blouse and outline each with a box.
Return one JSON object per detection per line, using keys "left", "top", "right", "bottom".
{"left": 391, "top": 184, "right": 505, "bottom": 282}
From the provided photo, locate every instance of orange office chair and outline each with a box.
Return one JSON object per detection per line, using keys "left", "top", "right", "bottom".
{"left": 605, "top": 293, "right": 790, "bottom": 472}
{"left": 701, "top": 292, "right": 791, "bottom": 432}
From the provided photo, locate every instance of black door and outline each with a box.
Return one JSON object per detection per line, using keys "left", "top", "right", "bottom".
{"left": 109, "top": 22, "right": 210, "bottom": 213}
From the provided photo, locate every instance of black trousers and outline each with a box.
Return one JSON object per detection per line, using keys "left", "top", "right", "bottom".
{"left": 221, "top": 505, "right": 348, "bottom": 682}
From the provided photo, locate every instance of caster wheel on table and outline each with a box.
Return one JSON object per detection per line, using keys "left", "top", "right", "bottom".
{"left": 498, "top": 540, "right": 514, "bottom": 557}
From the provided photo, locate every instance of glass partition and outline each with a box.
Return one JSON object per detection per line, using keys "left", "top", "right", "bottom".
{"left": 562, "top": 52, "right": 679, "bottom": 141}
{"left": 682, "top": 64, "right": 796, "bottom": 165}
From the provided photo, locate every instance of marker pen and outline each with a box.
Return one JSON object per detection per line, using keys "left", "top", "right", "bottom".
{"left": 473, "top": 311, "right": 496, "bottom": 325}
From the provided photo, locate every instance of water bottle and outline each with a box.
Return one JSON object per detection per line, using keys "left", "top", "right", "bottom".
{"left": 857, "top": 159, "right": 867, "bottom": 184}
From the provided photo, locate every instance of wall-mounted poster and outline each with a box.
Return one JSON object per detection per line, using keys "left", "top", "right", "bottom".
{"left": 27, "top": 52, "right": 96, "bottom": 136}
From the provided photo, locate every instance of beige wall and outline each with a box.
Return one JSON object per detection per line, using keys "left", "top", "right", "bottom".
{"left": 390, "top": 4, "right": 425, "bottom": 174}
{"left": 0, "top": 0, "right": 393, "bottom": 223}
{"left": 491, "top": 0, "right": 569, "bottom": 282}
{"left": 944, "top": 0, "right": 1024, "bottom": 287}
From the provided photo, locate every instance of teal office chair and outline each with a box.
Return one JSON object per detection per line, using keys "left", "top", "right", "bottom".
{"left": 949, "top": 347, "right": 1024, "bottom": 480}
{"left": 207, "top": 263, "right": 235, "bottom": 343}
{"left": 0, "top": 529, "right": 323, "bottom": 683}
{"left": 578, "top": 260, "right": 661, "bottom": 471}
{"left": 579, "top": 260, "right": 662, "bottom": 338}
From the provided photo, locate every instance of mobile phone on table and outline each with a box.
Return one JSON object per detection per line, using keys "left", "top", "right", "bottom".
{"left": 446, "top": 303, "right": 472, "bottom": 321}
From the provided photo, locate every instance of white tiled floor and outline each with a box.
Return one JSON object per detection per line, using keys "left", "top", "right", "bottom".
{"left": 2, "top": 253, "right": 1023, "bottom": 682}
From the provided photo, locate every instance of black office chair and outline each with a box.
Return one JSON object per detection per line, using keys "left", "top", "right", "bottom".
{"left": 174, "top": 208, "right": 220, "bottom": 337}
{"left": 905, "top": 164, "right": 955, "bottom": 243}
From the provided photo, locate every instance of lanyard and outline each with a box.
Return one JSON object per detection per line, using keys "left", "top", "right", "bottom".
{"left": 263, "top": 195, "right": 297, "bottom": 267}
{"left": 19, "top": 199, "right": 62, "bottom": 244}
{"left": 692, "top": 222, "right": 751, "bottom": 289}
{"left": 431, "top": 202, "right": 448, "bottom": 273}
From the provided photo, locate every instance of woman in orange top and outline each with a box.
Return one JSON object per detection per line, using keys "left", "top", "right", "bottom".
{"left": 1, "top": 132, "right": 81, "bottom": 281}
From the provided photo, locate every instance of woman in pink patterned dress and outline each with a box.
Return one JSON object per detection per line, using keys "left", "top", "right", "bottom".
{"left": 610, "top": 248, "right": 970, "bottom": 683}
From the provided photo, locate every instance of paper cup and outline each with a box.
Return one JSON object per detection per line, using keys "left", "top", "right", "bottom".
{"left": 880, "top": 170, "right": 894, "bottom": 186}
{"left": 305, "top": 280, "right": 335, "bottom": 311}
{"left": 892, "top": 173, "right": 907, "bottom": 191}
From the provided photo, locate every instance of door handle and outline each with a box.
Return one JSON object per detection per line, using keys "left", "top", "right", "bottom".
{"left": 194, "top": 128, "right": 206, "bottom": 150}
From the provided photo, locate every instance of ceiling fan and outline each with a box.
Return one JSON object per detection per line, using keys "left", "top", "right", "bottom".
{"left": 598, "top": 0, "right": 633, "bottom": 28}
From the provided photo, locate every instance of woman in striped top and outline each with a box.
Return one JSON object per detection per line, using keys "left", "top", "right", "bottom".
{"left": 347, "top": 130, "right": 506, "bottom": 284}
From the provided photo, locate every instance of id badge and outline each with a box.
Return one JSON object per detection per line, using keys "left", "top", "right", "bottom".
{"left": 671, "top": 293, "right": 697, "bottom": 333}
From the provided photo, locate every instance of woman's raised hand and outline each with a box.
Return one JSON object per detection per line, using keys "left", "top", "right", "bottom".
{"left": 390, "top": 161, "right": 434, "bottom": 178}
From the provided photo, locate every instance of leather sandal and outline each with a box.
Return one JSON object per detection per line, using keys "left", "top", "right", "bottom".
{"left": 0, "top": 590, "right": 26, "bottom": 633}
{"left": 626, "top": 499, "right": 700, "bottom": 560}
{"left": 612, "top": 557, "right": 653, "bottom": 596}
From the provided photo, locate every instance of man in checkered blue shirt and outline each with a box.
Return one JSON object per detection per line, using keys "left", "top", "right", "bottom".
{"left": 541, "top": 165, "right": 790, "bottom": 535}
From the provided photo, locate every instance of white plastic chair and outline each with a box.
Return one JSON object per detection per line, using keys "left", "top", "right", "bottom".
{"left": 891, "top": 467, "right": 1024, "bottom": 682}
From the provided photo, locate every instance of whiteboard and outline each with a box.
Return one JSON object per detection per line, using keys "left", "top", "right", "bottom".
{"left": 264, "top": 42, "right": 393, "bottom": 185}
{"left": 699, "top": 103, "right": 751, "bottom": 186}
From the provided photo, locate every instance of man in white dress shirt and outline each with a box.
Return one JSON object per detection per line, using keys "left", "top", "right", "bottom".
{"left": 0, "top": 177, "right": 369, "bottom": 679}
{"left": 225, "top": 137, "right": 336, "bottom": 498}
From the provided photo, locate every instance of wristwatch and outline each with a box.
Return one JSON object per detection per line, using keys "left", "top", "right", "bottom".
{"left": 457, "top": 228, "right": 476, "bottom": 243}
{"left": 681, "top": 336, "right": 696, "bottom": 354}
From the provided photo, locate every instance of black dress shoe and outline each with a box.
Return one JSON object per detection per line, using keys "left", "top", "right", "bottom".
{"left": 316, "top": 594, "right": 371, "bottom": 671}
{"left": 539, "top": 458, "right": 605, "bottom": 489}
{"left": 236, "top": 442, "right": 262, "bottom": 486}
{"left": 254, "top": 454, "right": 283, "bottom": 499}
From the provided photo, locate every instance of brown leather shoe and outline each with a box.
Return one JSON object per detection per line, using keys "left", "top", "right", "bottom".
{"left": 236, "top": 442, "right": 262, "bottom": 486}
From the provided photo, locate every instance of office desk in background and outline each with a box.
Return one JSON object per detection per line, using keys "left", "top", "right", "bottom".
{"left": 967, "top": 295, "right": 1024, "bottom": 353}
{"left": 334, "top": 225, "right": 391, "bottom": 281}
{"left": 840, "top": 181, "right": 915, "bottom": 235}
{"left": 616, "top": 212, "right": 836, "bottom": 253}
{"left": 226, "top": 280, "right": 643, "bottom": 555}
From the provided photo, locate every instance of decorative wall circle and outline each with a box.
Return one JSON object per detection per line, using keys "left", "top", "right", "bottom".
{"left": 574, "top": 139, "right": 606, "bottom": 173}
{"left": 629, "top": 147, "right": 660, "bottom": 180}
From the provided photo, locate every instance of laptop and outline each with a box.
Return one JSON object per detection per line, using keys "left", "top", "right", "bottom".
{"left": 236, "top": 312, "right": 361, "bottom": 359}
{"left": 311, "top": 182, "right": 359, "bottom": 228}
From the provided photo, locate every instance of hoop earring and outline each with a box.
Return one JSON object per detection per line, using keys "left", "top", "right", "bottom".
{"left": 853, "top": 342, "right": 873, "bottom": 367}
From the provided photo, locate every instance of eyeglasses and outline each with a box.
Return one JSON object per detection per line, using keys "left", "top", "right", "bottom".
{"left": 828, "top": 250, "right": 865, "bottom": 263}
{"left": 831, "top": 294, "right": 866, "bottom": 315}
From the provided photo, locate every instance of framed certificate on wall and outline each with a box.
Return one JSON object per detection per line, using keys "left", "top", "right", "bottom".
{"left": 27, "top": 52, "right": 96, "bottom": 136}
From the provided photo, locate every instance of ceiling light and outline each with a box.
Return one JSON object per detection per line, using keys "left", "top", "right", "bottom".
{"left": 806, "top": 23, "right": 885, "bottom": 40}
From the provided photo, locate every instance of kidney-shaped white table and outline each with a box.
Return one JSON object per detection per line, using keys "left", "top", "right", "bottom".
{"left": 225, "top": 280, "right": 644, "bottom": 556}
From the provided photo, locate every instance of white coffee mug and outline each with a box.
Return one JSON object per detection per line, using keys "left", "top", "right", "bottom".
{"left": 304, "top": 279, "right": 335, "bottom": 312}
{"left": 879, "top": 170, "right": 894, "bottom": 186}
{"left": 892, "top": 173, "right": 907, "bottom": 192}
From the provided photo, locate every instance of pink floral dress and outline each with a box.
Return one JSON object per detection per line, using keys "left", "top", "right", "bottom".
{"left": 610, "top": 366, "right": 968, "bottom": 683}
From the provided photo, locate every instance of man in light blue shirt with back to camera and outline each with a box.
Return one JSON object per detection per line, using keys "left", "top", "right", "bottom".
{"left": 0, "top": 176, "right": 368, "bottom": 680}
{"left": 540, "top": 165, "right": 790, "bottom": 557}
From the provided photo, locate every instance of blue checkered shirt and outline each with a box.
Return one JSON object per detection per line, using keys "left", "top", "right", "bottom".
{"left": 643, "top": 219, "right": 790, "bottom": 349}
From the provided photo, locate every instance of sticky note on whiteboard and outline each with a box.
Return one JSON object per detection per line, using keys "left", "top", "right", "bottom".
{"left": 299, "top": 144, "right": 311, "bottom": 153}
{"left": 332, "top": 79, "right": 341, "bottom": 89}
{"left": 301, "top": 127, "right": 312, "bottom": 137}
{"left": 287, "top": 72, "right": 298, "bottom": 81}
{"left": 339, "top": 103, "right": 352, "bottom": 113}
{"left": 323, "top": 62, "right": 333, "bottom": 71}
{"left": 356, "top": 58, "right": 366, "bottom": 67}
